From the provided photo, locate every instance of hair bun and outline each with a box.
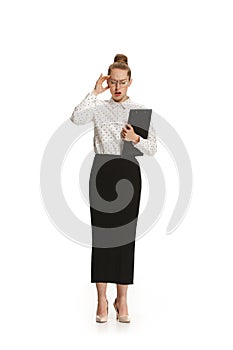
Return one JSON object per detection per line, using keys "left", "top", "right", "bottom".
{"left": 114, "top": 54, "right": 128, "bottom": 65}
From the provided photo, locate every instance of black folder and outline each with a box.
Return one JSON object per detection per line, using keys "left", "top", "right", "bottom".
{"left": 122, "top": 109, "right": 152, "bottom": 156}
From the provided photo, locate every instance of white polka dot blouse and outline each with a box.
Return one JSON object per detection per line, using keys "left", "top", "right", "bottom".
{"left": 70, "top": 91, "right": 157, "bottom": 156}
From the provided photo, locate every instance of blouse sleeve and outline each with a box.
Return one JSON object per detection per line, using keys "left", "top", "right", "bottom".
{"left": 133, "top": 111, "right": 157, "bottom": 156}
{"left": 70, "top": 91, "right": 100, "bottom": 125}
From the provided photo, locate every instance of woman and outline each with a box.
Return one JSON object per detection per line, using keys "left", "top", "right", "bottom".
{"left": 70, "top": 54, "right": 157, "bottom": 323}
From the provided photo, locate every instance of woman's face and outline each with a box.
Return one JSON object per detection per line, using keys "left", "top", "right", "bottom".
{"left": 108, "top": 68, "right": 132, "bottom": 102}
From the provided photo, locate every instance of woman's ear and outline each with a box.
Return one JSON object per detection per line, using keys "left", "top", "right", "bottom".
{"left": 128, "top": 78, "right": 133, "bottom": 87}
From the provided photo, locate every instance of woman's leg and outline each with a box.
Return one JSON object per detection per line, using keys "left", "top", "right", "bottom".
{"left": 116, "top": 284, "right": 129, "bottom": 315}
{"left": 96, "top": 282, "right": 108, "bottom": 315}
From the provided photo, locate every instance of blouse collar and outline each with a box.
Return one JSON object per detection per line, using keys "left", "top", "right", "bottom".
{"left": 109, "top": 96, "right": 131, "bottom": 109}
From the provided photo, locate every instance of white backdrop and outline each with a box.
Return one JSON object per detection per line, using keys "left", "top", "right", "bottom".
{"left": 1, "top": 0, "right": 233, "bottom": 348}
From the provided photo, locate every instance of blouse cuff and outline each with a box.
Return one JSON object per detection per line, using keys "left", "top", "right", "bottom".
{"left": 89, "top": 91, "right": 98, "bottom": 98}
{"left": 133, "top": 137, "right": 157, "bottom": 156}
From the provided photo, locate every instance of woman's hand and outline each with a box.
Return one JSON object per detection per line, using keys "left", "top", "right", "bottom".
{"left": 93, "top": 73, "right": 110, "bottom": 95}
{"left": 121, "top": 124, "right": 140, "bottom": 143}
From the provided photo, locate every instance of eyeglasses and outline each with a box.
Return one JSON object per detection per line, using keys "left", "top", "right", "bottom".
{"left": 108, "top": 79, "right": 129, "bottom": 87}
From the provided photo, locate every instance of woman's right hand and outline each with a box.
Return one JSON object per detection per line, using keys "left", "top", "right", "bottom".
{"left": 93, "top": 73, "right": 110, "bottom": 95}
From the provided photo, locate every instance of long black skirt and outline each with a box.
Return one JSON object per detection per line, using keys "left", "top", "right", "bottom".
{"left": 89, "top": 153, "right": 141, "bottom": 284}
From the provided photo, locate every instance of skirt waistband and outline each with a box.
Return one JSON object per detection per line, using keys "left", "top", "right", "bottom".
{"left": 94, "top": 153, "right": 138, "bottom": 158}
{"left": 94, "top": 153, "right": 139, "bottom": 164}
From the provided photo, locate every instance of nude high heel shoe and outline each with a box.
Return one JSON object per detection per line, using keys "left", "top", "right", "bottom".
{"left": 113, "top": 298, "right": 131, "bottom": 323}
{"left": 96, "top": 299, "right": 108, "bottom": 323}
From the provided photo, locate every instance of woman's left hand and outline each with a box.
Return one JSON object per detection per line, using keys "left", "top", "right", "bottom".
{"left": 121, "top": 124, "right": 139, "bottom": 143}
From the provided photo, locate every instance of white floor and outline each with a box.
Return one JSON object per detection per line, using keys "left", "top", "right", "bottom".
{"left": 1, "top": 218, "right": 232, "bottom": 350}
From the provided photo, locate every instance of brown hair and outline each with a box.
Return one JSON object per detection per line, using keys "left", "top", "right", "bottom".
{"left": 108, "top": 54, "right": 131, "bottom": 80}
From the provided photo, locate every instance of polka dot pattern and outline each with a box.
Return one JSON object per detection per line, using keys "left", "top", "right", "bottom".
{"left": 70, "top": 91, "right": 157, "bottom": 156}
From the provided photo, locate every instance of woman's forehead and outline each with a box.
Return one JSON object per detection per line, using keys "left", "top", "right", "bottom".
{"left": 110, "top": 68, "right": 129, "bottom": 80}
